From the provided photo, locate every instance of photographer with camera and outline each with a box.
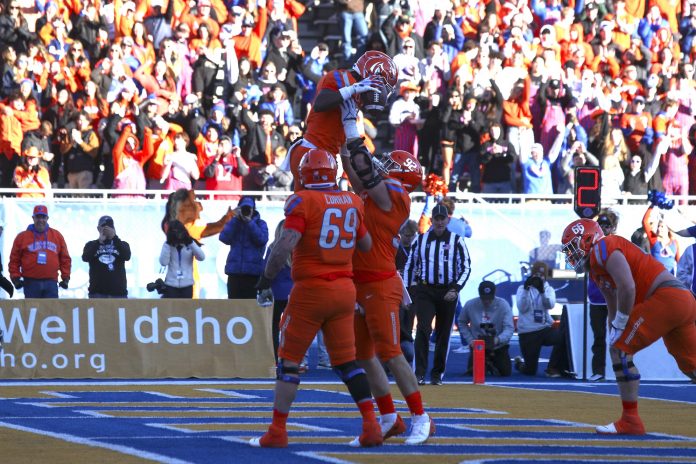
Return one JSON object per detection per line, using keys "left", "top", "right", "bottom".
{"left": 219, "top": 196, "right": 269, "bottom": 299}
{"left": 82, "top": 216, "right": 131, "bottom": 298}
{"left": 13, "top": 146, "right": 51, "bottom": 197}
{"left": 58, "top": 112, "right": 99, "bottom": 189}
{"left": 458, "top": 281, "right": 514, "bottom": 377}
{"left": 514, "top": 261, "right": 570, "bottom": 378}
{"left": 157, "top": 219, "right": 205, "bottom": 298}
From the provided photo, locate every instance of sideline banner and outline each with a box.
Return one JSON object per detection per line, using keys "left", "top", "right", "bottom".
{"left": 0, "top": 299, "right": 275, "bottom": 379}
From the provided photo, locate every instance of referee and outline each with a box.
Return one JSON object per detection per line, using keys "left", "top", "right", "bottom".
{"left": 404, "top": 204, "right": 471, "bottom": 385}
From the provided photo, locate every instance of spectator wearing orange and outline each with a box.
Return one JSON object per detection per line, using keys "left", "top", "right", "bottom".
{"left": 560, "top": 23, "right": 594, "bottom": 67}
{"left": 145, "top": 118, "right": 181, "bottom": 189}
{"left": 65, "top": 43, "right": 93, "bottom": 92}
{"left": 112, "top": 122, "right": 154, "bottom": 191}
{"left": 457, "top": 0, "right": 484, "bottom": 40}
{"left": 653, "top": 98, "right": 679, "bottom": 140}
{"left": 620, "top": 96, "right": 653, "bottom": 153}
{"left": 503, "top": 74, "right": 534, "bottom": 165}
{"left": 648, "top": 27, "right": 680, "bottom": 66}
{"left": 46, "top": 58, "right": 79, "bottom": 94}
{"left": 194, "top": 124, "right": 220, "bottom": 174}
{"left": 180, "top": 0, "right": 220, "bottom": 42}
{"left": 233, "top": 10, "right": 267, "bottom": 70}
{"left": 190, "top": 22, "right": 222, "bottom": 53}
{"left": 13, "top": 146, "right": 51, "bottom": 197}
{"left": 0, "top": 91, "right": 41, "bottom": 187}
{"left": 134, "top": 59, "right": 177, "bottom": 113}
{"left": 115, "top": 1, "right": 137, "bottom": 38}
{"left": 37, "top": 1, "right": 64, "bottom": 45}
{"left": 590, "top": 44, "right": 620, "bottom": 79}
{"left": 652, "top": 0, "right": 681, "bottom": 34}
{"left": 612, "top": 0, "right": 639, "bottom": 51}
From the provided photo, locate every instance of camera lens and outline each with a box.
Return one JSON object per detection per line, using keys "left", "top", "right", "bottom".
{"left": 241, "top": 206, "right": 252, "bottom": 216}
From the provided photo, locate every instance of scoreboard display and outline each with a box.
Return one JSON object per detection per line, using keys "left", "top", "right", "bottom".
{"left": 573, "top": 166, "right": 601, "bottom": 218}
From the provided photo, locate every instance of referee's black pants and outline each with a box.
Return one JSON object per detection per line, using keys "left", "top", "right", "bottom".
{"left": 413, "top": 283, "right": 457, "bottom": 381}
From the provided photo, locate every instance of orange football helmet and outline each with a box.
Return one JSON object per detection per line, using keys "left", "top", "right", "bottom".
{"left": 353, "top": 50, "right": 398, "bottom": 93}
{"left": 299, "top": 149, "right": 338, "bottom": 189}
{"left": 561, "top": 218, "right": 604, "bottom": 272}
{"left": 374, "top": 150, "right": 422, "bottom": 192}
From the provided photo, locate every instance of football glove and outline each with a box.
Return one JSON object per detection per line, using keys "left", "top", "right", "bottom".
{"left": 608, "top": 311, "right": 629, "bottom": 345}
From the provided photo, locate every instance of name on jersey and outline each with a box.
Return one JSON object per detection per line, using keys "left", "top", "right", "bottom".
{"left": 324, "top": 194, "right": 353, "bottom": 205}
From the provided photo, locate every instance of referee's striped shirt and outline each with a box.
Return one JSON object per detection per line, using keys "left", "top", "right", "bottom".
{"left": 403, "top": 229, "right": 471, "bottom": 290}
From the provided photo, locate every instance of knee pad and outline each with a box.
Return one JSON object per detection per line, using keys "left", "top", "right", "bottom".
{"left": 333, "top": 361, "right": 370, "bottom": 402}
{"left": 333, "top": 360, "right": 365, "bottom": 382}
{"left": 276, "top": 360, "right": 301, "bottom": 385}
{"left": 612, "top": 351, "right": 641, "bottom": 382}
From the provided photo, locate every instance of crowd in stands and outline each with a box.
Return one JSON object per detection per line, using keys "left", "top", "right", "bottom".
{"left": 1, "top": 0, "right": 696, "bottom": 198}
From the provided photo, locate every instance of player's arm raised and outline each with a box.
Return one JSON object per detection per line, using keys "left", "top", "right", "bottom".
{"left": 340, "top": 99, "right": 392, "bottom": 211}
{"left": 313, "top": 77, "right": 381, "bottom": 112}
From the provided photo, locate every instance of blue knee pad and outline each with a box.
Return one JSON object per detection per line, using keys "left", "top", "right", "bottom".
{"left": 613, "top": 351, "right": 641, "bottom": 382}
{"left": 333, "top": 361, "right": 365, "bottom": 382}
{"left": 276, "top": 360, "right": 301, "bottom": 385}
{"left": 333, "top": 361, "right": 370, "bottom": 403}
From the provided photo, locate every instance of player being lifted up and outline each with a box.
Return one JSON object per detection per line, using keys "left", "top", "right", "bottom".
{"left": 288, "top": 51, "right": 397, "bottom": 191}
{"left": 338, "top": 97, "right": 435, "bottom": 445}
{"left": 251, "top": 149, "right": 383, "bottom": 448}
{"left": 561, "top": 218, "right": 696, "bottom": 435}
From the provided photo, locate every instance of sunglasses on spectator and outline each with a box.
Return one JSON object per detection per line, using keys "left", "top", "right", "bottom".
{"left": 403, "top": 44, "right": 414, "bottom": 49}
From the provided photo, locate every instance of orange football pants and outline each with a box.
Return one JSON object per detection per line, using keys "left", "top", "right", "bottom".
{"left": 354, "top": 275, "right": 404, "bottom": 362}
{"left": 278, "top": 277, "right": 357, "bottom": 366}
{"left": 616, "top": 286, "right": 696, "bottom": 373}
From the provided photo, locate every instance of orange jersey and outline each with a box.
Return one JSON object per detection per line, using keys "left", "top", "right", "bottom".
{"left": 283, "top": 189, "right": 367, "bottom": 282}
{"left": 303, "top": 70, "right": 357, "bottom": 154}
{"left": 589, "top": 235, "right": 666, "bottom": 304}
{"left": 353, "top": 179, "right": 410, "bottom": 281}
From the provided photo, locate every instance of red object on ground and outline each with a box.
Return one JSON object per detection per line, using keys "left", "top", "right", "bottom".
{"left": 473, "top": 340, "right": 485, "bottom": 385}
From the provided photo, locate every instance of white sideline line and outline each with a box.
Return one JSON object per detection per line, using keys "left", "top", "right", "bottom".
{"left": 0, "top": 421, "right": 193, "bottom": 464}
{"left": 196, "top": 389, "right": 262, "bottom": 399}
{"left": 38, "top": 391, "right": 78, "bottom": 398}
{"left": 144, "top": 391, "right": 183, "bottom": 399}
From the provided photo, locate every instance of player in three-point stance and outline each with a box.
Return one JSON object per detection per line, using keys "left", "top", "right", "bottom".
{"left": 562, "top": 218, "right": 696, "bottom": 434}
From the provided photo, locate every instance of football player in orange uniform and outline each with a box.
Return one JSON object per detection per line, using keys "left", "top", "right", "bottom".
{"left": 288, "top": 50, "right": 398, "bottom": 191}
{"left": 562, "top": 218, "right": 696, "bottom": 435}
{"left": 339, "top": 99, "right": 435, "bottom": 445}
{"left": 250, "top": 149, "right": 382, "bottom": 448}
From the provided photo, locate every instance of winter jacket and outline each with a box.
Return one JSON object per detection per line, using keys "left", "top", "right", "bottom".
{"left": 9, "top": 225, "right": 71, "bottom": 281}
{"left": 159, "top": 241, "right": 205, "bottom": 288}
{"left": 219, "top": 198, "right": 269, "bottom": 276}
{"left": 515, "top": 282, "right": 556, "bottom": 334}
{"left": 458, "top": 296, "right": 515, "bottom": 349}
